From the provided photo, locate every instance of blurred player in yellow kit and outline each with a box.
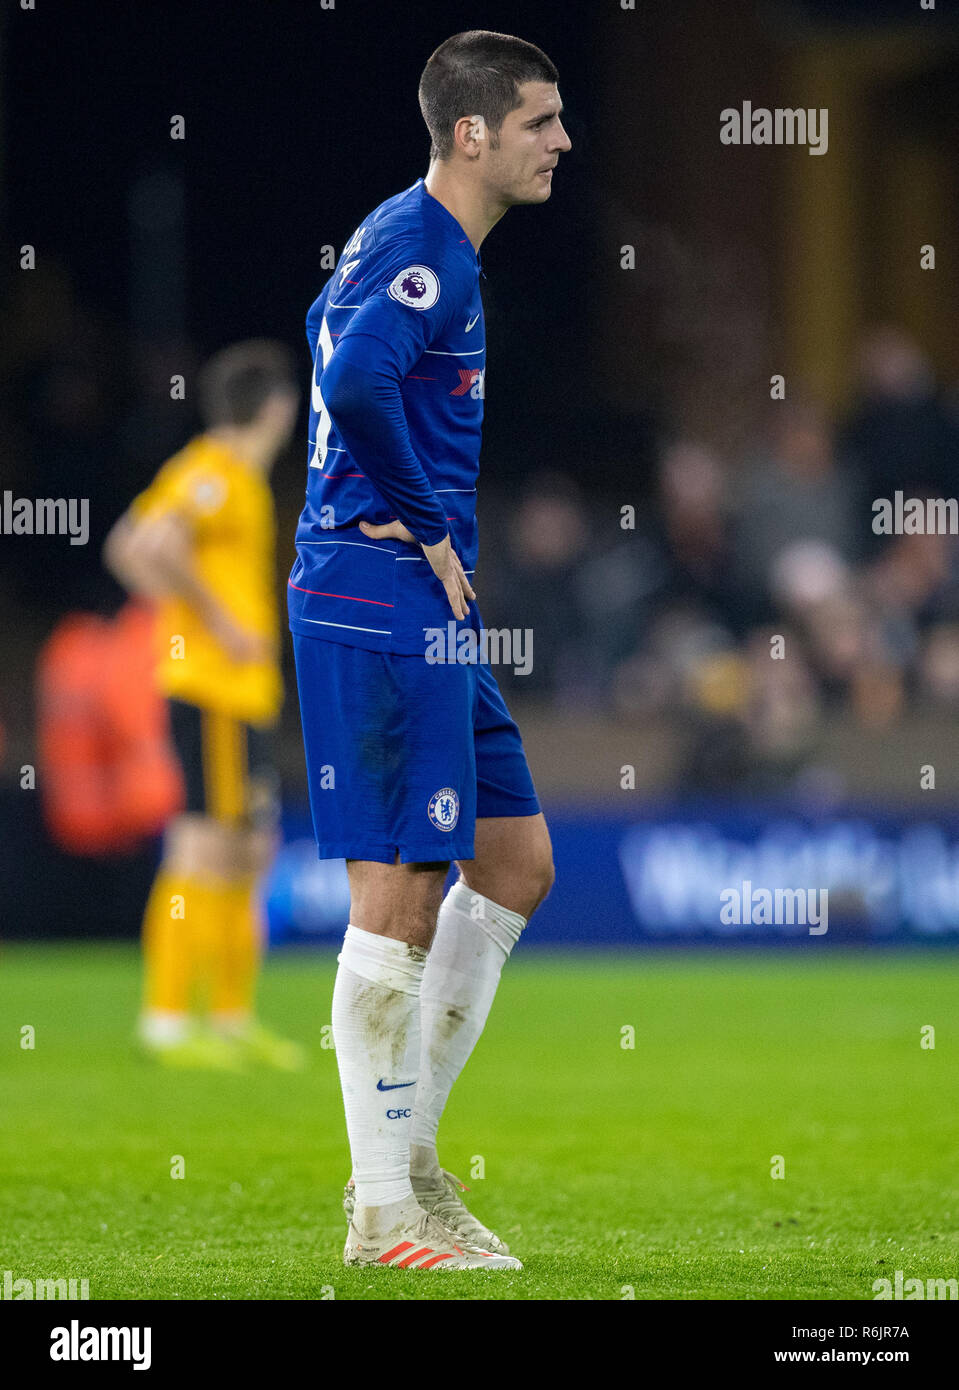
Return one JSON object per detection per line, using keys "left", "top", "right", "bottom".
{"left": 104, "top": 340, "right": 304, "bottom": 1070}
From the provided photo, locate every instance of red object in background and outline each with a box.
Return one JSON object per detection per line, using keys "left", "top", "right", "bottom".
{"left": 36, "top": 601, "right": 184, "bottom": 855}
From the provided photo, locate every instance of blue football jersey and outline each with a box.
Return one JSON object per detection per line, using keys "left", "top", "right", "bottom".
{"left": 288, "top": 177, "right": 485, "bottom": 653}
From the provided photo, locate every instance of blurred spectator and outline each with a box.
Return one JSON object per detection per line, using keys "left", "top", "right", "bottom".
{"left": 489, "top": 471, "right": 592, "bottom": 700}
{"left": 918, "top": 623, "right": 959, "bottom": 708}
{"left": 655, "top": 441, "right": 735, "bottom": 628}
{"left": 730, "top": 394, "right": 863, "bottom": 629}
{"left": 841, "top": 325, "right": 959, "bottom": 509}
{"left": 574, "top": 441, "right": 735, "bottom": 706}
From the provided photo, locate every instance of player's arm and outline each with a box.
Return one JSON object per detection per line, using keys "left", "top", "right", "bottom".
{"left": 319, "top": 253, "right": 476, "bottom": 618}
{"left": 103, "top": 506, "right": 267, "bottom": 663}
{"left": 321, "top": 340, "right": 474, "bottom": 618}
{"left": 103, "top": 510, "right": 170, "bottom": 599}
{"left": 321, "top": 339, "right": 449, "bottom": 544}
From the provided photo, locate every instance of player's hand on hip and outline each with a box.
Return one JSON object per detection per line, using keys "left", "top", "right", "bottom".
{"left": 358, "top": 520, "right": 475, "bottom": 620}
{"left": 358, "top": 519, "right": 418, "bottom": 544}
{"left": 421, "top": 533, "right": 475, "bottom": 620}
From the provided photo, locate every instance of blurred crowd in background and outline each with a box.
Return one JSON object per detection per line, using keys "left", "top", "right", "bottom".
{"left": 3, "top": 256, "right": 959, "bottom": 798}
{"left": 481, "top": 326, "right": 959, "bottom": 788}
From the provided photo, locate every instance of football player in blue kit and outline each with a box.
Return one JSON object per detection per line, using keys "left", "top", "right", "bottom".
{"left": 290, "top": 30, "right": 571, "bottom": 1271}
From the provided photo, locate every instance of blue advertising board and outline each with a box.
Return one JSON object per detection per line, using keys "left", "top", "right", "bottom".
{"left": 264, "top": 801, "right": 959, "bottom": 947}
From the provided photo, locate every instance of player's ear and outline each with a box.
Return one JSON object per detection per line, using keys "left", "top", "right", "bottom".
{"left": 453, "top": 113, "right": 485, "bottom": 157}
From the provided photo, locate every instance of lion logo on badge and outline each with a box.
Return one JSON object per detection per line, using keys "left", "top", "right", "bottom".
{"left": 401, "top": 270, "right": 427, "bottom": 300}
{"left": 428, "top": 787, "right": 459, "bottom": 831}
{"left": 388, "top": 264, "right": 440, "bottom": 310}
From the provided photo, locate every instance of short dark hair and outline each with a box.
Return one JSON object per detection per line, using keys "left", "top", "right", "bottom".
{"left": 198, "top": 339, "right": 297, "bottom": 428}
{"left": 418, "top": 30, "right": 559, "bottom": 163}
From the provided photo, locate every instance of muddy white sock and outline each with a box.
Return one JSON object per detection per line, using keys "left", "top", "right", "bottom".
{"left": 411, "top": 881, "right": 525, "bottom": 1179}
{"left": 332, "top": 924, "right": 427, "bottom": 1210}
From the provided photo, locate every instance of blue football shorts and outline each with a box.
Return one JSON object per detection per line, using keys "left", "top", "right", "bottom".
{"left": 291, "top": 632, "right": 541, "bottom": 864}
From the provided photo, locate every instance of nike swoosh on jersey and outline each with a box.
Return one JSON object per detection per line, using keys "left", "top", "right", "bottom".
{"left": 465, "top": 314, "right": 480, "bottom": 332}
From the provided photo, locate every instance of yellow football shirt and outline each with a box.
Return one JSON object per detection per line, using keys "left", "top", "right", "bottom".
{"left": 132, "top": 434, "right": 282, "bottom": 726}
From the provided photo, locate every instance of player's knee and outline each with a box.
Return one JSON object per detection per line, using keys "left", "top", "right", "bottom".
{"left": 165, "top": 815, "right": 250, "bottom": 881}
{"left": 529, "top": 851, "right": 556, "bottom": 911}
{"left": 519, "top": 822, "right": 555, "bottom": 913}
{"left": 474, "top": 851, "right": 554, "bottom": 918}
{"left": 346, "top": 859, "right": 447, "bottom": 947}
{"left": 216, "top": 825, "right": 267, "bottom": 879}
{"left": 405, "top": 864, "right": 448, "bottom": 940}
{"left": 164, "top": 814, "right": 215, "bottom": 876}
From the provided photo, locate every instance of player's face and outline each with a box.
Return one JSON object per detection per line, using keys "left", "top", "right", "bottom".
{"left": 487, "top": 81, "right": 571, "bottom": 206}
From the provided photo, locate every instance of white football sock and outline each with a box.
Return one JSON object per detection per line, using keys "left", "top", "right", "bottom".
{"left": 410, "top": 880, "right": 525, "bottom": 1180}
{"left": 332, "top": 924, "right": 427, "bottom": 1211}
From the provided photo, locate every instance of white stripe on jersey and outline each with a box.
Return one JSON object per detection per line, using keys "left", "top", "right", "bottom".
{"left": 299, "top": 617, "right": 392, "bottom": 635}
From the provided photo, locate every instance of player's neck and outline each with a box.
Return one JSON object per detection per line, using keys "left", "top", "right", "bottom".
{"left": 207, "top": 426, "right": 273, "bottom": 474}
{"left": 423, "top": 162, "right": 506, "bottom": 254}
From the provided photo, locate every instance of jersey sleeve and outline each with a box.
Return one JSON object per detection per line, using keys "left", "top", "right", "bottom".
{"left": 336, "top": 242, "right": 472, "bottom": 377}
{"left": 319, "top": 243, "right": 475, "bottom": 545}
{"left": 131, "top": 456, "right": 231, "bottom": 534}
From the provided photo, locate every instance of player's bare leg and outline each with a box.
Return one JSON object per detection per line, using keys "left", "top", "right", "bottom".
{"left": 456, "top": 812, "right": 555, "bottom": 919}
{"left": 406, "top": 814, "right": 554, "bottom": 1251}
{"left": 345, "top": 856, "right": 449, "bottom": 949}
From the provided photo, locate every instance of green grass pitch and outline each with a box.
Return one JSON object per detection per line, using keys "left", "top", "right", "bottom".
{"left": 1, "top": 943, "right": 957, "bottom": 1300}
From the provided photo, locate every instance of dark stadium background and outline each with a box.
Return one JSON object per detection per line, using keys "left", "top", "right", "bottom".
{"left": 2, "top": 0, "right": 959, "bottom": 941}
